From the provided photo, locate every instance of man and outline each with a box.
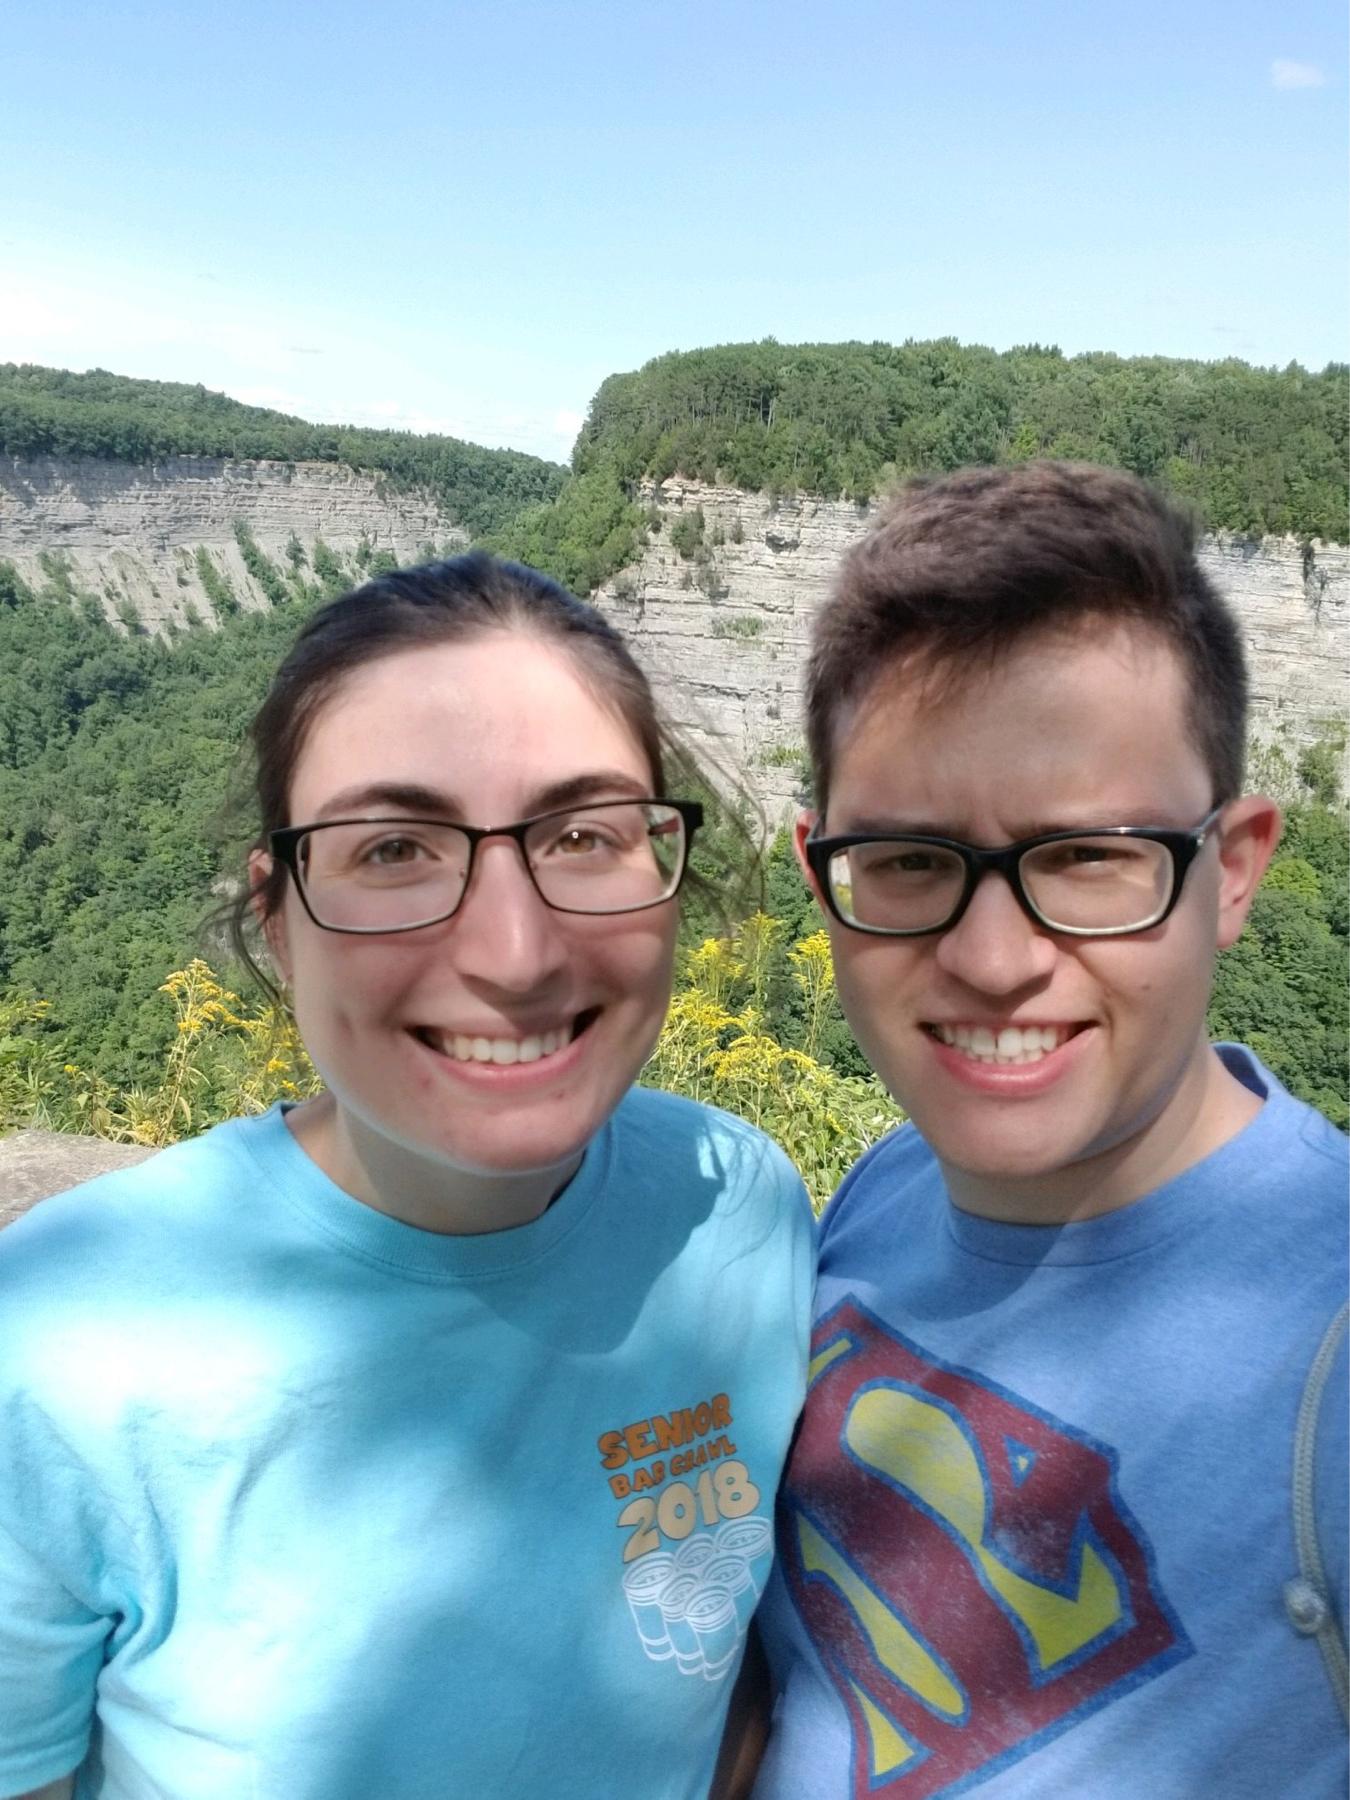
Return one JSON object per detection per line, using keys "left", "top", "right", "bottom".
{"left": 753, "top": 462, "right": 1348, "bottom": 1797}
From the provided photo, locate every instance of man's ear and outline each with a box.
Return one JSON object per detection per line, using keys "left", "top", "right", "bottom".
{"left": 1214, "top": 795, "right": 1283, "bottom": 950}
{"left": 793, "top": 810, "right": 825, "bottom": 909}
{"left": 247, "top": 849, "right": 292, "bottom": 984}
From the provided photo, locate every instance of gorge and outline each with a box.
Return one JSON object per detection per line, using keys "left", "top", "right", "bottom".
{"left": 3, "top": 453, "right": 1345, "bottom": 817}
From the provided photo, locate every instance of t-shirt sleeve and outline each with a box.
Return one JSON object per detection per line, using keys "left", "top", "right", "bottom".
{"left": 815, "top": 1123, "right": 910, "bottom": 1257}
{"left": 0, "top": 1514, "right": 108, "bottom": 1794}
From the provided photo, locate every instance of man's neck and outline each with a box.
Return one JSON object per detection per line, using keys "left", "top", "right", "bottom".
{"left": 939, "top": 1043, "right": 1265, "bottom": 1226}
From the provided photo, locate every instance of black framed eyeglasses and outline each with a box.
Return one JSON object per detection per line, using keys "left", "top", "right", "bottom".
{"left": 805, "top": 807, "right": 1224, "bottom": 939}
{"left": 269, "top": 799, "right": 703, "bottom": 934}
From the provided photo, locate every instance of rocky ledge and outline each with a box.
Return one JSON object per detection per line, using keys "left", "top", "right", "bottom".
{"left": 0, "top": 1130, "right": 155, "bottom": 1226}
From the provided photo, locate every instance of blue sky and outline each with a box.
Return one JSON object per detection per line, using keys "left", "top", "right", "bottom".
{"left": 4, "top": 0, "right": 1345, "bottom": 463}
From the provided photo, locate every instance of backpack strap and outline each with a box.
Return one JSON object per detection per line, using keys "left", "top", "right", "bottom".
{"left": 1285, "top": 1299, "right": 1349, "bottom": 1722}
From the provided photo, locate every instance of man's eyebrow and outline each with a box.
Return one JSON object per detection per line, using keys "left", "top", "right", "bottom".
{"left": 824, "top": 814, "right": 967, "bottom": 839}
{"left": 825, "top": 813, "right": 1157, "bottom": 841}
{"left": 308, "top": 771, "right": 651, "bottom": 825}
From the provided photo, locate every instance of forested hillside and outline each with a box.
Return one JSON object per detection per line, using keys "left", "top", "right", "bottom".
{"left": 0, "top": 364, "right": 566, "bottom": 538}
{"left": 493, "top": 339, "right": 1349, "bottom": 594}
{"left": 584, "top": 341, "right": 1348, "bottom": 529}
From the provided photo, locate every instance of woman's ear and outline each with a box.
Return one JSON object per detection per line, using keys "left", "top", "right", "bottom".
{"left": 247, "top": 850, "right": 292, "bottom": 983}
{"left": 1214, "top": 795, "right": 1283, "bottom": 951}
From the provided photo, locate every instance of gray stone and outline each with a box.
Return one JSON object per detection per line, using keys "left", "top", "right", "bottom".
{"left": 0, "top": 1130, "right": 156, "bottom": 1229}
{"left": 2, "top": 457, "right": 1344, "bottom": 820}
{"left": 0, "top": 454, "right": 465, "bottom": 633}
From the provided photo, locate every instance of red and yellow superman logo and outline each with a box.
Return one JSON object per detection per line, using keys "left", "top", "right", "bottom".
{"left": 781, "top": 1300, "right": 1191, "bottom": 1796}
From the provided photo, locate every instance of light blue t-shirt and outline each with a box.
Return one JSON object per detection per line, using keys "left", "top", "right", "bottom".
{"left": 0, "top": 1088, "right": 813, "bottom": 1800}
{"left": 755, "top": 1047, "right": 1348, "bottom": 1799}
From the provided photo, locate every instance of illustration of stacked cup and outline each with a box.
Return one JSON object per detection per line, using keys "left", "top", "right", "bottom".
{"left": 622, "top": 1517, "right": 774, "bottom": 1680}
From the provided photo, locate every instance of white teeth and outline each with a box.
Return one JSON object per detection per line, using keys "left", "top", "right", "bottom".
{"left": 931, "top": 1023, "right": 1071, "bottom": 1065}
{"left": 424, "top": 1026, "right": 570, "bottom": 1066}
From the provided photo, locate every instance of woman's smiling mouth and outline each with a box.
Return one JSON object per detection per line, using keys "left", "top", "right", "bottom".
{"left": 415, "top": 1009, "right": 600, "bottom": 1066}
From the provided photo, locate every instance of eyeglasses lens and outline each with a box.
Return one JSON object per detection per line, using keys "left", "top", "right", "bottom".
{"left": 298, "top": 802, "right": 687, "bottom": 929}
{"left": 827, "top": 842, "right": 966, "bottom": 932}
{"left": 525, "top": 802, "right": 687, "bottom": 914}
{"left": 1019, "top": 836, "right": 1172, "bottom": 931}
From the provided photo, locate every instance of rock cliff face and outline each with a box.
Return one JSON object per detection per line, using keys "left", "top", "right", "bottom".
{"left": 598, "top": 481, "right": 1350, "bottom": 816}
{"left": 2, "top": 459, "right": 1344, "bottom": 820}
{"left": 0, "top": 455, "right": 464, "bottom": 632}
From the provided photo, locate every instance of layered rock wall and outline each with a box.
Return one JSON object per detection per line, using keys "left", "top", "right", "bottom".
{"left": 0, "top": 455, "right": 464, "bottom": 632}
{"left": 598, "top": 482, "right": 1349, "bottom": 816}
{"left": 2, "top": 459, "right": 1344, "bottom": 820}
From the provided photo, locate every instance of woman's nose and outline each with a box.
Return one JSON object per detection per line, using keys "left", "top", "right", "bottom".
{"left": 448, "top": 839, "right": 570, "bottom": 990}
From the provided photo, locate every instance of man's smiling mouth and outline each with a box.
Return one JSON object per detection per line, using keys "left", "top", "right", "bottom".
{"left": 414, "top": 1009, "right": 600, "bottom": 1067}
{"left": 925, "top": 1022, "right": 1089, "bottom": 1066}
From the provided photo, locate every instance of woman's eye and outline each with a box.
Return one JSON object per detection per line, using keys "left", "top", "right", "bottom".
{"left": 366, "top": 837, "right": 423, "bottom": 865}
{"left": 556, "top": 827, "right": 608, "bottom": 855}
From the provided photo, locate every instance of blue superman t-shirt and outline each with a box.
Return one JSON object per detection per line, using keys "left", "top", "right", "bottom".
{"left": 755, "top": 1048, "right": 1348, "bottom": 1799}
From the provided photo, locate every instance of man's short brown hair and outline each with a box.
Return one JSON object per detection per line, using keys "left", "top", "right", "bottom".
{"left": 806, "top": 461, "right": 1248, "bottom": 811}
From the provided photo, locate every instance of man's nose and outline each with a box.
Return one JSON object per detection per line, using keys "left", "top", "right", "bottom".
{"left": 933, "top": 871, "right": 1058, "bottom": 994}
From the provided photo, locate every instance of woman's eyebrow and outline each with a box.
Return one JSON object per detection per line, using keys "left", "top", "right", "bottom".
{"left": 522, "top": 771, "right": 653, "bottom": 814}
{"left": 308, "top": 771, "right": 651, "bottom": 824}
{"left": 312, "top": 781, "right": 453, "bottom": 821}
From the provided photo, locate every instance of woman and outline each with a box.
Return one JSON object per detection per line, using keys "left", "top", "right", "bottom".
{"left": 0, "top": 554, "right": 813, "bottom": 1800}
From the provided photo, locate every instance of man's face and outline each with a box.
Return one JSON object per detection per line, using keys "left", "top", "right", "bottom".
{"left": 799, "top": 622, "right": 1277, "bottom": 1214}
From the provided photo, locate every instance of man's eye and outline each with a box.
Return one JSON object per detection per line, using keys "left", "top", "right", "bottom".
{"left": 1041, "top": 842, "right": 1135, "bottom": 873}
{"left": 862, "top": 849, "right": 939, "bottom": 875}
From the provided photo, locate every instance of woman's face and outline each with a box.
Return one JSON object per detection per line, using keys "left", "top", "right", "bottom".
{"left": 262, "top": 633, "right": 679, "bottom": 1183}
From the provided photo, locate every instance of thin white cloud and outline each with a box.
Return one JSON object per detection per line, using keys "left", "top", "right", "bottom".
{"left": 1271, "top": 59, "right": 1326, "bottom": 90}
{"left": 226, "top": 384, "right": 311, "bottom": 415}
{"left": 338, "top": 401, "right": 479, "bottom": 439}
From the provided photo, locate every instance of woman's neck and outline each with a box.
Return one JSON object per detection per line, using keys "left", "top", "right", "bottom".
{"left": 284, "top": 1092, "right": 583, "bottom": 1235}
